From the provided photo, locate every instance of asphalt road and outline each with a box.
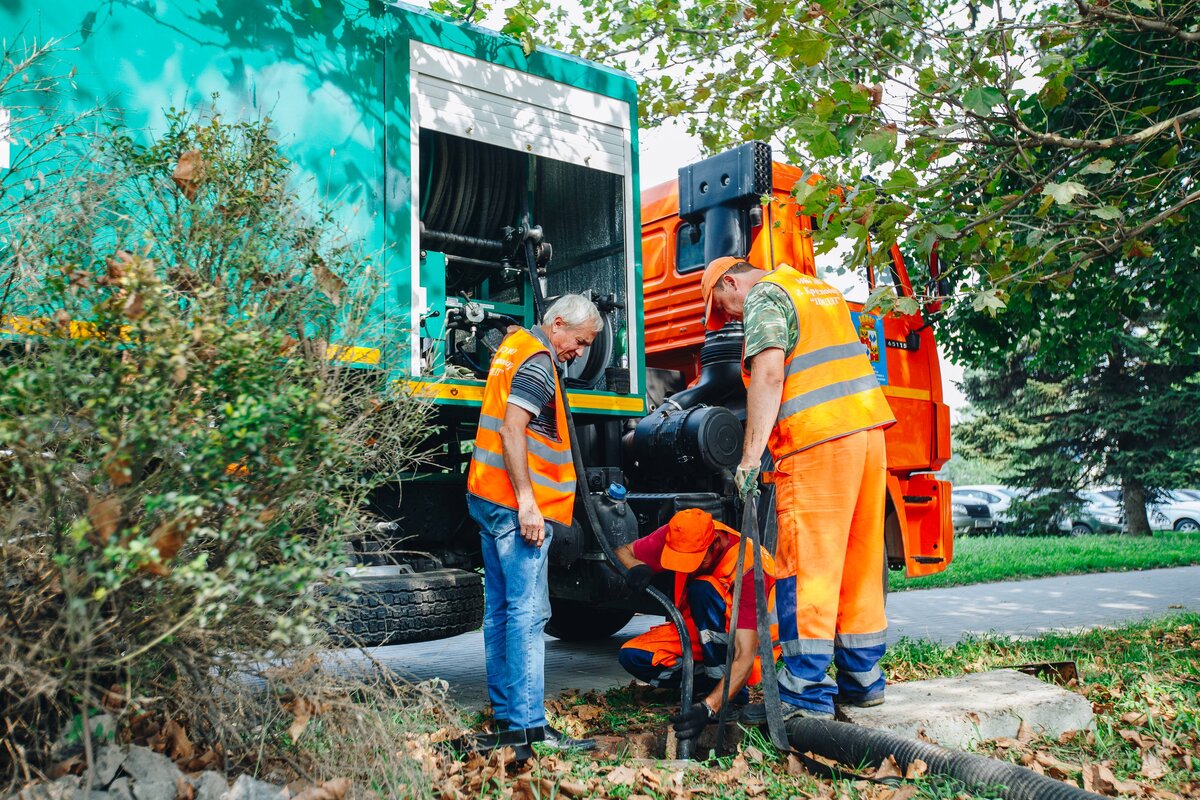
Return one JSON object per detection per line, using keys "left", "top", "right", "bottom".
{"left": 324, "top": 565, "right": 1200, "bottom": 709}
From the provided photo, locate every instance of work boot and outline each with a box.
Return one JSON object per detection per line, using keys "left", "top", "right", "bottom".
{"left": 537, "top": 724, "right": 597, "bottom": 752}
{"left": 833, "top": 692, "right": 885, "bottom": 708}
{"left": 740, "top": 701, "right": 834, "bottom": 725}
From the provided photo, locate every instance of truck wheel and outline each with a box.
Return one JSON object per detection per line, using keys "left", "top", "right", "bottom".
{"left": 331, "top": 568, "right": 484, "bottom": 647}
{"left": 545, "top": 598, "right": 634, "bottom": 641}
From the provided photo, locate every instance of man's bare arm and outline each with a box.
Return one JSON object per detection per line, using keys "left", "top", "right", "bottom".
{"left": 739, "top": 347, "right": 785, "bottom": 469}
{"left": 498, "top": 402, "right": 544, "bottom": 546}
{"left": 705, "top": 628, "right": 759, "bottom": 712}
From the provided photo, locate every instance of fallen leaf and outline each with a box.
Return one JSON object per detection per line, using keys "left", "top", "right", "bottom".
{"left": 102, "top": 450, "right": 132, "bottom": 487}
{"left": 292, "top": 778, "right": 352, "bottom": 800}
{"left": 872, "top": 755, "right": 903, "bottom": 780}
{"left": 1034, "top": 751, "right": 1080, "bottom": 780}
{"left": 122, "top": 291, "right": 145, "bottom": 320}
{"left": 172, "top": 150, "right": 206, "bottom": 200}
{"left": 889, "top": 786, "right": 919, "bottom": 800}
{"left": 787, "top": 754, "right": 807, "bottom": 776}
{"left": 1017, "top": 719, "right": 1036, "bottom": 742}
{"left": 905, "top": 759, "right": 928, "bottom": 779}
{"left": 88, "top": 495, "right": 122, "bottom": 542}
{"left": 992, "top": 737, "right": 1024, "bottom": 750}
{"left": 176, "top": 776, "right": 195, "bottom": 800}
{"left": 106, "top": 250, "right": 133, "bottom": 283}
{"left": 574, "top": 704, "right": 604, "bottom": 722}
{"left": 287, "top": 696, "right": 329, "bottom": 742}
{"left": 557, "top": 779, "right": 587, "bottom": 797}
{"left": 1088, "top": 763, "right": 1142, "bottom": 796}
{"left": 606, "top": 765, "right": 636, "bottom": 786}
{"left": 1141, "top": 752, "right": 1167, "bottom": 781}
{"left": 1121, "top": 711, "right": 1149, "bottom": 727}
{"left": 744, "top": 745, "right": 765, "bottom": 763}
{"left": 144, "top": 518, "right": 195, "bottom": 576}
{"left": 1119, "top": 729, "right": 1156, "bottom": 750}
{"left": 162, "top": 718, "right": 194, "bottom": 761}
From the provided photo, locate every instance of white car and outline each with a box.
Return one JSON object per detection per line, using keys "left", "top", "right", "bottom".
{"left": 953, "top": 485, "right": 1018, "bottom": 530}
{"left": 1092, "top": 488, "right": 1200, "bottom": 532}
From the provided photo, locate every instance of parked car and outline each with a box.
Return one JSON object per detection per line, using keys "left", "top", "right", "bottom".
{"left": 954, "top": 485, "right": 1017, "bottom": 531}
{"left": 1069, "top": 491, "right": 1124, "bottom": 535}
{"left": 951, "top": 490, "right": 996, "bottom": 535}
{"left": 1091, "top": 488, "right": 1200, "bottom": 532}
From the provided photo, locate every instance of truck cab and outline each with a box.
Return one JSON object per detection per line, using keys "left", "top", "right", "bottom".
{"left": 641, "top": 144, "right": 954, "bottom": 579}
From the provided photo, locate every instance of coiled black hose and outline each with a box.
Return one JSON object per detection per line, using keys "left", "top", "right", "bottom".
{"left": 786, "top": 718, "right": 1105, "bottom": 800}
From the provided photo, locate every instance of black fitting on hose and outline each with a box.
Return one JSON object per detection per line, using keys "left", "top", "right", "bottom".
{"left": 785, "top": 718, "right": 1106, "bottom": 800}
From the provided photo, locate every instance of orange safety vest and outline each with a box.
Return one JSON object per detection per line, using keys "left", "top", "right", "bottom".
{"left": 670, "top": 523, "right": 782, "bottom": 685}
{"left": 741, "top": 265, "right": 895, "bottom": 461}
{"left": 466, "top": 328, "right": 577, "bottom": 527}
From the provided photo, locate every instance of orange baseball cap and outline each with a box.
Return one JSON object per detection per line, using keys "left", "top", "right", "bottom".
{"left": 700, "top": 256, "right": 743, "bottom": 331}
{"left": 661, "top": 509, "right": 717, "bottom": 573}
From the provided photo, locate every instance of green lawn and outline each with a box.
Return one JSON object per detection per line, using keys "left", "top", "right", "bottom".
{"left": 892, "top": 530, "right": 1200, "bottom": 592}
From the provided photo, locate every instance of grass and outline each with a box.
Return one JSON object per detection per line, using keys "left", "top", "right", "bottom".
{"left": 534, "top": 613, "right": 1200, "bottom": 800}
{"left": 893, "top": 530, "right": 1200, "bottom": 592}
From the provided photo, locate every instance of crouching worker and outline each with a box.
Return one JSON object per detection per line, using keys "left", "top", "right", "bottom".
{"left": 614, "top": 508, "right": 779, "bottom": 741}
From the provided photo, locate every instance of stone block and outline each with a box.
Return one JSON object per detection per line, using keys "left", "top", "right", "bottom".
{"left": 90, "top": 746, "right": 126, "bottom": 789}
{"left": 837, "top": 669, "right": 1094, "bottom": 750}
{"left": 186, "top": 772, "right": 228, "bottom": 800}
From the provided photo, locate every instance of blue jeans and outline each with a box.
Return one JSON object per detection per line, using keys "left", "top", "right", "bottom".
{"left": 468, "top": 493, "right": 553, "bottom": 729}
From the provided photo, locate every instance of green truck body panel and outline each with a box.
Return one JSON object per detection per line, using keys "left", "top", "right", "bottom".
{"left": 2, "top": 0, "right": 646, "bottom": 417}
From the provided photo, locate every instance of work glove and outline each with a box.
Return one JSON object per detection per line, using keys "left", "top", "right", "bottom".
{"left": 624, "top": 563, "right": 655, "bottom": 594}
{"left": 735, "top": 464, "right": 761, "bottom": 501}
{"left": 670, "top": 701, "right": 716, "bottom": 741}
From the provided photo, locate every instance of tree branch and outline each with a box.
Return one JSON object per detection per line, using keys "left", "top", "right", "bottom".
{"left": 1075, "top": 0, "right": 1200, "bottom": 44}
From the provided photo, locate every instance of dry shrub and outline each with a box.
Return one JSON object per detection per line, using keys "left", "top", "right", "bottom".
{"left": 0, "top": 95, "right": 430, "bottom": 786}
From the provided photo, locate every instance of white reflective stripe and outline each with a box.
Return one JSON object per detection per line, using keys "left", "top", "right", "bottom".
{"left": 780, "top": 638, "right": 834, "bottom": 657}
{"left": 650, "top": 668, "right": 679, "bottom": 686}
{"left": 701, "top": 664, "right": 727, "bottom": 679}
{"left": 477, "top": 413, "right": 573, "bottom": 465}
{"left": 778, "top": 374, "right": 881, "bottom": 421}
{"left": 699, "top": 629, "right": 729, "bottom": 646}
{"left": 844, "top": 666, "right": 884, "bottom": 687}
{"left": 778, "top": 669, "right": 837, "bottom": 694}
{"left": 835, "top": 630, "right": 887, "bottom": 649}
{"left": 470, "top": 448, "right": 576, "bottom": 493}
{"left": 784, "top": 342, "right": 869, "bottom": 378}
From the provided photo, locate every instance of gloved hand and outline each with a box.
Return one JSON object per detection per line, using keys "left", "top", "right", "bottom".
{"left": 624, "top": 563, "right": 655, "bottom": 594}
{"left": 670, "top": 701, "right": 716, "bottom": 741}
{"left": 735, "top": 464, "right": 761, "bottom": 500}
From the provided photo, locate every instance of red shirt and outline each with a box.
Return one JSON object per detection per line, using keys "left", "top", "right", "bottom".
{"left": 632, "top": 523, "right": 769, "bottom": 630}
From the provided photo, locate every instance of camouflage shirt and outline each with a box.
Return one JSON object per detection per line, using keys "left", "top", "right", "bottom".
{"left": 742, "top": 281, "right": 798, "bottom": 371}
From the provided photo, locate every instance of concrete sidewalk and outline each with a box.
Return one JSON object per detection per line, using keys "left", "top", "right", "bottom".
{"left": 347, "top": 565, "right": 1200, "bottom": 708}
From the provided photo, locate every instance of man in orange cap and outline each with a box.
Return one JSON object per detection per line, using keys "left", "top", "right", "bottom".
{"left": 700, "top": 255, "right": 895, "bottom": 721}
{"left": 614, "top": 508, "right": 778, "bottom": 740}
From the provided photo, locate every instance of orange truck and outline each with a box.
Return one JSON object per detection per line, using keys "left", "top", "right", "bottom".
{"left": 639, "top": 142, "right": 953, "bottom": 579}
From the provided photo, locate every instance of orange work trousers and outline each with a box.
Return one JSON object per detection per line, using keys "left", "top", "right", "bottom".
{"left": 771, "top": 426, "right": 888, "bottom": 714}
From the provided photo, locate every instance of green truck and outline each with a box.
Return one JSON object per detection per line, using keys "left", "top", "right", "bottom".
{"left": 0, "top": 0, "right": 951, "bottom": 647}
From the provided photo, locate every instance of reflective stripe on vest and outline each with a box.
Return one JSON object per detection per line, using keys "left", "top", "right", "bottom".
{"left": 466, "top": 328, "right": 577, "bottom": 526}
{"left": 741, "top": 265, "right": 895, "bottom": 460}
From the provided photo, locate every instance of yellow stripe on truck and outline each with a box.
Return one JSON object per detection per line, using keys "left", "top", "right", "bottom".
{"left": 403, "top": 380, "right": 645, "bottom": 413}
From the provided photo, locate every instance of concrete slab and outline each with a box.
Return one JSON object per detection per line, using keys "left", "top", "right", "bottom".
{"left": 837, "top": 669, "right": 1094, "bottom": 750}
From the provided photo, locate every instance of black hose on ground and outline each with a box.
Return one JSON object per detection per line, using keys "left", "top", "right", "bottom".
{"left": 785, "top": 718, "right": 1106, "bottom": 800}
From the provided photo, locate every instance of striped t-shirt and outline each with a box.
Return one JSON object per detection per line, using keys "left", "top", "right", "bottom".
{"left": 507, "top": 328, "right": 560, "bottom": 440}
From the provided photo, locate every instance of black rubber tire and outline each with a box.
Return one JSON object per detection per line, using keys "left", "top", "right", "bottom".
{"left": 331, "top": 568, "right": 484, "bottom": 648}
{"left": 1069, "top": 522, "right": 1093, "bottom": 537}
{"left": 545, "top": 598, "right": 634, "bottom": 641}
{"left": 1174, "top": 518, "right": 1199, "bottom": 533}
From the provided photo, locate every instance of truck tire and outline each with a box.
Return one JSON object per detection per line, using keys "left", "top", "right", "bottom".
{"left": 331, "top": 568, "right": 484, "bottom": 647}
{"left": 545, "top": 598, "right": 634, "bottom": 641}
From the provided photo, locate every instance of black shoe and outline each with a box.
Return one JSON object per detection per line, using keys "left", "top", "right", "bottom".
{"left": 537, "top": 724, "right": 596, "bottom": 752}
{"left": 833, "top": 692, "right": 885, "bottom": 708}
{"left": 740, "top": 701, "right": 834, "bottom": 724}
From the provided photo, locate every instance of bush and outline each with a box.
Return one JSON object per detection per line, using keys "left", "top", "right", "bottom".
{"left": 0, "top": 97, "right": 429, "bottom": 781}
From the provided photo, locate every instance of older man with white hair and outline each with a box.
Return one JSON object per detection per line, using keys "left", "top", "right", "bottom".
{"left": 466, "top": 294, "right": 603, "bottom": 756}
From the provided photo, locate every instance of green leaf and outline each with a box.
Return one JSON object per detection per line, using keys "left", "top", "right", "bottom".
{"left": 1039, "top": 74, "right": 1067, "bottom": 110}
{"left": 1128, "top": 0, "right": 1154, "bottom": 9}
{"left": 971, "top": 287, "right": 1008, "bottom": 315}
{"left": 1080, "top": 158, "right": 1115, "bottom": 175}
{"left": 1042, "top": 181, "right": 1089, "bottom": 205}
{"left": 860, "top": 126, "right": 898, "bottom": 159}
{"left": 808, "top": 129, "right": 841, "bottom": 159}
{"left": 962, "top": 86, "right": 1005, "bottom": 116}
{"left": 1089, "top": 206, "right": 1122, "bottom": 220}
{"left": 883, "top": 168, "right": 918, "bottom": 192}
{"left": 792, "top": 31, "right": 830, "bottom": 67}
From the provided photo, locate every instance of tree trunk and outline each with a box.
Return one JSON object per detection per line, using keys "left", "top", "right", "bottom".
{"left": 1122, "top": 480, "right": 1152, "bottom": 536}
